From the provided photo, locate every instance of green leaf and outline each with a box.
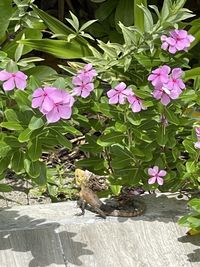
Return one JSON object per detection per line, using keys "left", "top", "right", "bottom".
{"left": 18, "top": 128, "right": 32, "bottom": 142}
{"left": 28, "top": 137, "right": 42, "bottom": 161}
{"left": 19, "top": 39, "right": 92, "bottom": 59}
{"left": 183, "top": 139, "right": 196, "bottom": 155}
{"left": 5, "top": 109, "right": 19, "bottom": 122}
{"left": 80, "top": 135, "right": 103, "bottom": 153}
{"left": 3, "top": 28, "right": 43, "bottom": 59}
{"left": 76, "top": 158, "right": 105, "bottom": 172}
{"left": 14, "top": 90, "right": 31, "bottom": 109}
{"left": 156, "top": 126, "right": 168, "bottom": 146}
{"left": 0, "top": 0, "right": 12, "bottom": 40}
{"left": 28, "top": 116, "right": 44, "bottom": 130}
{"left": 67, "top": 11, "right": 79, "bottom": 32}
{"left": 97, "top": 132, "right": 124, "bottom": 147}
{"left": 31, "top": 4, "right": 87, "bottom": 45}
{"left": 134, "top": 0, "right": 147, "bottom": 32}
{"left": 26, "top": 65, "right": 57, "bottom": 81}
{"left": 186, "top": 161, "right": 197, "bottom": 174}
{"left": 57, "top": 134, "right": 72, "bottom": 150}
{"left": 50, "top": 129, "right": 72, "bottom": 150}
{"left": 188, "top": 198, "right": 200, "bottom": 213}
{"left": 0, "top": 142, "right": 11, "bottom": 158}
{"left": 111, "top": 145, "right": 135, "bottom": 169}
{"left": 0, "top": 156, "right": 10, "bottom": 174}
{"left": 0, "top": 184, "right": 12, "bottom": 192}
{"left": 0, "top": 122, "right": 24, "bottom": 131}
{"left": 138, "top": 4, "right": 154, "bottom": 32}
{"left": 115, "top": 0, "right": 134, "bottom": 29}
{"left": 184, "top": 68, "right": 200, "bottom": 81}
{"left": 80, "top": 20, "right": 97, "bottom": 32}
{"left": 161, "top": 0, "right": 171, "bottom": 20}
{"left": 34, "top": 162, "right": 47, "bottom": 185}
{"left": 11, "top": 150, "right": 24, "bottom": 173}
{"left": 29, "top": 161, "right": 41, "bottom": 178}
{"left": 4, "top": 136, "right": 21, "bottom": 147}
{"left": 164, "top": 107, "right": 179, "bottom": 125}
{"left": 110, "top": 185, "right": 122, "bottom": 196}
{"left": 15, "top": 34, "right": 25, "bottom": 62}
{"left": 96, "top": 0, "right": 117, "bottom": 21}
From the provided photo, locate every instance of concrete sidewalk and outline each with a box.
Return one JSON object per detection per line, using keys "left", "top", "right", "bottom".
{"left": 0, "top": 193, "right": 199, "bottom": 267}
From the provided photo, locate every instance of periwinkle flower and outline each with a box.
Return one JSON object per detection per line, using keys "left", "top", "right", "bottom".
{"left": 107, "top": 82, "right": 133, "bottom": 104}
{"left": 0, "top": 70, "right": 27, "bottom": 91}
{"left": 148, "top": 166, "right": 167, "bottom": 186}
{"left": 32, "top": 87, "right": 74, "bottom": 123}
{"left": 161, "top": 29, "right": 195, "bottom": 54}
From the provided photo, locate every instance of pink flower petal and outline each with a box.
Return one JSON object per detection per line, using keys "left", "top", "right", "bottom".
{"left": 44, "top": 87, "right": 57, "bottom": 95}
{"left": 81, "top": 89, "right": 91, "bottom": 98}
{"left": 161, "top": 42, "right": 168, "bottom": 50}
{"left": 148, "top": 177, "right": 156, "bottom": 184}
{"left": 46, "top": 108, "right": 60, "bottom": 123}
{"left": 168, "top": 46, "right": 177, "bottom": 54}
{"left": 115, "top": 82, "right": 126, "bottom": 91}
{"left": 14, "top": 77, "right": 27, "bottom": 90}
{"left": 32, "top": 96, "right": 44, "bottom": 108}
{"left": 72, "top": 76, "right": 82, "bottom": 85}
{"left": 3, "top": 78, "right": 15, "bottom": 91}
{"left": 131, "top": 101, "right": 142, "bottom": 112}
{"left": 109, "top": 95, "right": 119, "bottom": 104}
{"left": 59, "top": 105, "right": 72, "bottom": 119}
{"left": 0, "top": 70, "right": 12, "bottom": 81}
{"left": 194, "top": 142, "right": 200, "bottom": 149}
{"left": 148, "top": 167, "right": 158, "bottom": 176}
{"left": 172, "top": 68, "right": 183, "bottom": 79}
{"left": 166, "top": 37, "right": 176, "bottom": 46}
{"left": 42, "top": 97, "right": 54, "bottom": 112}
{"left": 157, "top": 177, "right": 164, "bottom": 185}
{"left": 158, "top": 170, "right": 167, "bottom": 177}
{"left": 32, "top": 88, "right": 44, "bottom": 97}
{"left": 176, "top": 40, "right": 186, "bottom": 51}
{"left": 15, "top": 71, "right": 27, "bottom": 80}
{"left": 161, "top": 35, "right": 167, "bottom": 41}
{"left": 160, "top": 94, "right": 171, "bottom": 105}
{"left": 73, "top": 87, "right": 82, "bottom": 96}
{"left": 107, "top": 89, "right": 117, "bottom": 98}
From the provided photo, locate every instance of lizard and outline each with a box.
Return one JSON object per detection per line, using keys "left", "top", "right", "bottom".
{"left": 75, "top": 169, "right": 145, "bottom": 219}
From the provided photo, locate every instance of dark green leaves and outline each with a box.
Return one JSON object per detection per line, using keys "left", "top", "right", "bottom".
{"left": 97, "top": 132, "right": 124, "bottom": 147}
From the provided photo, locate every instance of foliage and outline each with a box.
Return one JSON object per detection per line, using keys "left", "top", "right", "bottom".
{"left": 0, "top": 0, "right": 200, "bottom": 209}
{"left": 178, "top": 198, "right": 200, "bottom": 235}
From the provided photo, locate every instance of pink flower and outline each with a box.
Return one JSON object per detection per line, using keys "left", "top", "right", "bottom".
{"left": 161, "top": 29, "right": 195, "bottom": 54}
{"left": 32, "top": 87, "right": 74, "bottom": 123}
{"left": 78, "top": 63, "right": 97, "bottom": 80}
{"left": 152, "top": 84, "right": 171, "bottom": 106}
{"left": 45, "top": 90, "right": 74, "bottom": 123}
{"left": 194, "top": 142, "right": 200, "bottom": 149}
{"left": 148, "top": 65, "right": 170, "bottom": 86}
{"left": 0, "top": 70, "right": 27, "bottom": 91}
{"left": 32, "top": 87, "right": 56, "bottom": 113}
{"left": 165, "top": 68, "right": 185, "bottom": 99}
{"left": 107, "top": 82, "right": 133, "bottom": 104}
{"left": 127, "top": 94, "right": 146, "bottom": 112}
{"left": 149, "top": 66, "right": 185, "bottom": 106}
{"left": 148, "top": 166, "right": 166, "bottom": 186}
{"left": 72, "top": 75, "right": 94, "bottom": 98}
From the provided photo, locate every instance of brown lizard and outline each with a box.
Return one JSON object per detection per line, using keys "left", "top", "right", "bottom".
{"left": 75, "top": 169, "right": 145, "bottom": 219}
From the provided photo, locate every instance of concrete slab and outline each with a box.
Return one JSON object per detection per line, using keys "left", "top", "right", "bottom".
{"left": 0, "top": 193, "right": 199, "bottom": 267}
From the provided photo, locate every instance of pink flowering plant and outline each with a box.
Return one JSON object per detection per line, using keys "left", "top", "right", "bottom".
{"left": 1, "top": 0, "right": 200, "bottom": 212}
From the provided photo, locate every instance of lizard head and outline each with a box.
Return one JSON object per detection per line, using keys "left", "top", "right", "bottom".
{"left": 75, "top": 169, "right": 87, "bottom": 186}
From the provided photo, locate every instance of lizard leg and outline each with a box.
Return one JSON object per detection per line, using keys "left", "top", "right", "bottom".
{"left": 76, "top": 199, "right": 86, "bottom": 216}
